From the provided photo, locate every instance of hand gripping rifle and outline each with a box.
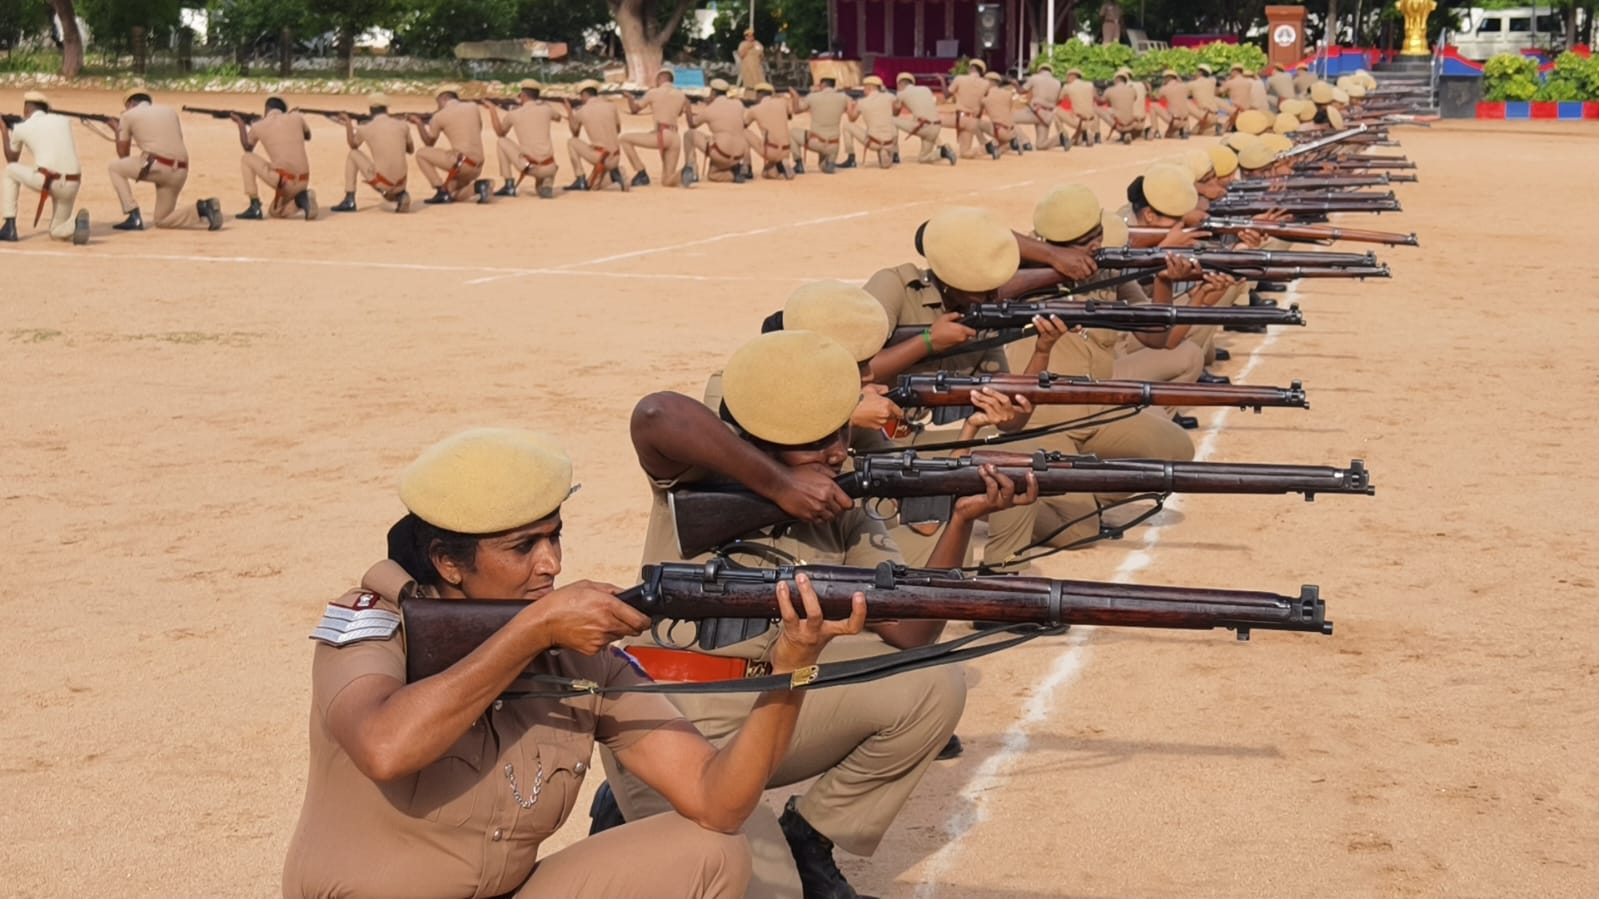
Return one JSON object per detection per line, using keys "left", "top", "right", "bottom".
{"left": 403, "top": 561, "right": 1334, "bottom": 692}
{"left": 669, "top": 450, "right": 1373, "bottom": 557}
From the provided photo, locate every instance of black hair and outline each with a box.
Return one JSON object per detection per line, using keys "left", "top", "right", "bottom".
{"left": 438, "top": 90, "right": 460, "bottom": 101}
{"left": 581, "top": 87, "right": 598, "bottom": 97}
{"left": 370, "top": 104, "right": 388, "bottom": 114}
{"left": 760, "top": 310, "right": 785, "bottom": 333}
{"left": 29, "top": 100, "right": 50, "bottom": 113}
{"left": 521, "top": 87, "right": 541, "bottom": 99}
{"left": 820, "top": 77, "right": 836, "bottom": 88}
{"left": 913, "top": 220, "right": 929, "bottom": 256}
{"left": 1126, "top": 176, "right": 1150, "bottom": 215}
{"left": 127, "top": 92, "right": 152, "bottom": 105}
{"left": 265, "top": 97, "right": 288, "bottom": 113}
{"left": 387, "top": 513, "right": 479, "bottom": 586}
{"left": 1313, "top": 106, "right": 1330, "bottom": 125}
{"left": 659, "top": 70, "right": 676, "bottom": 82}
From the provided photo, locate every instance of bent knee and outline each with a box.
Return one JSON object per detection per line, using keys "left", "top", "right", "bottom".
{"left": 685, "top": 825, "right": 753, "bottom": 894}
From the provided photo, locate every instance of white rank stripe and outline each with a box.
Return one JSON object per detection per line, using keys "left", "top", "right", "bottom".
{"left": 308, "top": 606, "right": 400, "bottom": 646}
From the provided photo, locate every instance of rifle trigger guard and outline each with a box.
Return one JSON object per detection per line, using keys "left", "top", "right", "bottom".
{"left": 651, "top": 618, "right": 698, "bottom": 651}
{"left": 864, "top": 496, "right": 899, "bottom": 522}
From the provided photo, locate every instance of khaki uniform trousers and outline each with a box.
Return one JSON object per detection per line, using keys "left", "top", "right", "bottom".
{"left": 496, "top": 137, "right": 560, "bottom": 189}
{"left": 893, "top": 116, "right": 945, "bottom": 162}
{"left": 415, "top": 145, "right": 483, "bottom": 199}
{"left": 343, "top": 148, "right": 408, "bottom": 199}
{"left": 943, "top": 110, "right": 991, "bottom": 158}
{"left": 1151, "top": 103, "right": 1195, "bottom": 135}
{"left": 3, "top": 163, "right": 79, "bottom": 239}
{"left": 1098, "top": 107, "right": 1146, "bottom": 137}
{"left": 1013, "top": 104, "right": 1070, "bottom": 148}
{"left": 601, "top": 634, "right": 967, "bottom": 899}
{"left": 510, "top": 812, "right": 750, "bottom": 898}
{"left": 620, "top": 124, "right": 682, "bottom": 185}
{"left": 843, "top": 123, "right": 895, "bottom": 167}
{"left": 566, "top": 138, "right": 622, "bottom": 183}
{"left": 108, "top": 154, "right": 201, "bottom": 228}
{"left": 241, "top": 153, "right": 308, "bottom": 217}
{"left": 1056, "top": 107, "right": 1099, "bottom": 144}
{"left": 687, "top": 131, "right": 748, "bottom": 181}
{"left": 790, "top": 127, "right": 848, "bottom": 164}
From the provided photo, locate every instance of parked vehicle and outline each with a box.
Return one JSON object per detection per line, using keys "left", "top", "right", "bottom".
{"left": 1452, "top": 6, "right": 1566, "bottom": 61}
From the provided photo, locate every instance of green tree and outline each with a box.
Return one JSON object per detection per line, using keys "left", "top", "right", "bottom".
{"left": 306, "top": 0, "right": 399, "bottom": 77}
{"left": 0, "top": 0, "right": 49, "bottom": 50}
{"left": 609, "top": 0, "right": 695, "bottom": 83}
{"left": 212, "top": 0, "right": 317, "bottom": 59}
{"left": 78, "top": 0, "right": 183, "bottom": 48}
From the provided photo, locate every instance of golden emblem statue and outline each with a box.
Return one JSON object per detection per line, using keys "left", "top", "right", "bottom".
{"left": 1396, "top": 0, "right": 1435, "bottom": 56}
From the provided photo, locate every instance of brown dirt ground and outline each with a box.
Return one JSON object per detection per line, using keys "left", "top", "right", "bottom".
{"left": 2, "top": 88, "right": 1596, "bottom": 898}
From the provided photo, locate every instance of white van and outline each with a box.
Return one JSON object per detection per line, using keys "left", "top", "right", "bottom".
{"left": 1452, "top": 7, "right": 1566, "bottom": 60}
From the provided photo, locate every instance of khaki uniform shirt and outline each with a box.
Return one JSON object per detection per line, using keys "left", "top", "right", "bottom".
{"left": 117, "top": 102, "right": 188, "bottom": 163}
{"left": 1158, "top": 79, "right": 1192, "bottom": 119}
{"left": 1267, "top": 71, "right": 1296, "bottom": 103}
{"left": 863, "top": 263, "right": 1010, "bottom": 381}
{"left": 1063, "top": 78, "right": 1098, "bottom": 117}
{"left": 281, "top": 561, "right": 689, "bottom": 899}
{"left": 248, "top": 109, "right": 311, "bottom": 175}
{"left": 1022, "top": 72, "right": 1063, "bottom": 110}
{"left": 1105, "top": 82, "right": 1139, "bottom": 122}
{"left": 9, "top": 110, "right": 79, "bottom": 174}
{"left": 980, "top": 86, "right": 1016, "bottom": 127}
{"left": 640, "top": 85, "right": 688, "bottom": 127}
{"left": 747, "top": 95, "right": 792, "bottom": 147}
{"left": 1249, "top": 78, "right": 1269, "bottom": 112}
{"left": 698, "top": 96, "right": 750, "bottom": 157}
{"left": 804, "top": 88, "right": 851, "bottom": 138}
{"left": 355, "top": 114, "right": 411, "bottom": 182}
{"left": 856, "top": 91, "right": 897, "bottom": 141}
{"left": 575, "top": 98, "right": 622, "bottom": 152}
{"left": 736, "top": 39, "right": 765, "bottom": 86}
{"left": 949, "top": 73, "right": 989, "bottom": 114}
{"left": 505, "top": 101, "right": 560, "bottom": 160}
{"left": 1189, "top": 75, "right": 1219, "bottom": 110}
{"left": 431, "top": 99, "right": 486, "bottom": 163}
{"left": 1223, "top": 74, "right": 1256, "bottom": 107}
{"left": 1024, "top": 280, "right": 1144, "bottom": 427}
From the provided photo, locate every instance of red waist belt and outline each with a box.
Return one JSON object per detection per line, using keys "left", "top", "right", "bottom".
{"left": 445, "top": 153, "right": 482, "bottom": 185}
{"left": 33, "top": 167, "right": 82, "bottom": 226}
{"left": 656, "top": 121, "right": 676, "bottom": 152}
{"left": 272, "top": 168, "right": 309, "bottom": 206}
{"left": 148, "top": 153, "right": 187, "bottom": 170}
{"left": 625, "top": 646, "right": 770, "bottom": 682}
{"left": 368, "top": 171, "right": 407, "bottom": 191}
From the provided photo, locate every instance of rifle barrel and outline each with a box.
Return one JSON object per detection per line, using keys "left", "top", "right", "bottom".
{"left": 950, "top": 299, "right": 1307, "bottom": 333}
{"left": 887, "top": 373, "right": 1309, "bottom": 410}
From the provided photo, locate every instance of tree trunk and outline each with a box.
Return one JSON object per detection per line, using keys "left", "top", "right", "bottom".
{"left": 50, "top": 0, "right": 83, "bottom": 77}
{"left": 1326, "top": 0, "right": 1338, "bottom": 47}
{"left": 612, "top": 0, "right": 692, "bottom": 85}
{"left": 339, "top": 23, "right": 355, "bottom": 80}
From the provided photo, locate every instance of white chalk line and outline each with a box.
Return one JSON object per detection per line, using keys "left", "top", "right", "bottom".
{"left": 913, "top": 285, "right": 1293, "bottom": 897}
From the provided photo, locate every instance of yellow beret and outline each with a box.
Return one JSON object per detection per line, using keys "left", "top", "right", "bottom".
{"left": 1184, "top": 148, "right": 1214, "bottom": 181}
{"left": 783, "top": 280, "right": 892, "bottom": 362}
{"left": 1359, "top": 73, "right": 1378, "bottom": 90}
{"left": 1114, "top": 67, "right": 1132, "bottom": 79}
{"left": 1162, "top": 68, "right": 1179, "bottom": 78}
{"left": 1100, "top": 211, "right": 1129, "bottom": 248}
{"left": 1207, "top": 144, "right": 1239, "bottom": 178}
{"left": 1196, "top": 64, "right": 1213, "bottom": 75}
{"left": 897, "top": 72, "right": 915, "bottom": 84}
{"left": 923, "top": 207, "right": 1020, "bottom": 292}
{"left": 124, "top": 89, "right": 149, "bottom": 104}
{"left": 969, "top": 58, "right": 988, "bottom": 73}
{"left": 1335, "top": 75, "right": 1354, "bottom": 91}
{"left": 23, "top": 90, "right": 48, "bottom": 105}
{"left": 1033, "top": 184, "right": 1103, "bottom": 243}
{"left": 1273, "top": 111, "right": 1300, "bottom": 134}
{"left": 400, "top": 429, "right": 574, "bottom": 534}
{"left": 1310, "top": 81, "right": 1334, "bottom": 104}
{"left": 984, "top": 71, "right": 1001, "bottom": 82}
{"left": 436, "top": 83, "right": 463, "bottom": 97}
{"left": 723, "top": 332, "right": 860, "bottom": 444}
{"left": 1143, "top": 163, "right": 1199, "bottom": 218}
{"left": 1347, "top": 82, "right": 1367, "bottom": 98}
{"left": 863, "top": 75, "right": 884, "bottom": 88}
{"left": 367, "top": 92, "right": 391, "bottom": 106}
{"left": 1224, "top": 132, "right": 1262, "bottom": 153}
{"left": 1235, "top": 109, "right": 1271, "bottom": 135}
{"left": 709, "top": 78, "right": 731, "bottom": 92}
{"left": 518, "top": 79, "right": 541, "bottom": 91}
{"left": 755, "top": 82, "right": 775, "bottom": 93}
{"left": 1260, "top": 133, "right": 1293, "bottom": 154}
{"left": 1230, "top": 63, "right": 1245, "bottom": 71}
{"left": 1066, "top": 67, "right": 1083, "bottom": 78}
{"left": 1236, "top": 142, "right": 1275, "bottom": 171}
{"left": 1037, "top": 63, "right": 1054, "bottom": 73}
{"left": 1327, "top": 106, "right": 1345, "bottom": 129}
{"left": 1331, "top": 87, "right": 1350, "bottom": 104}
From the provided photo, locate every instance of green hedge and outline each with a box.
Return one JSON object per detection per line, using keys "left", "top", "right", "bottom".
{"left": 1483, "top": 51, "right": 1599, "bottom": 102}
{"left": 1032, "top": 40, "right": 1267, "bottom": 83}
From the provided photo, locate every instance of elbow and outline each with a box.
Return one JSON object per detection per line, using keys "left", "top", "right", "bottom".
{"left": 692, "top": 811, "right": 746, "bottom": 835}
{"left": 630, "top": 392, "right": 677, "bottom": 442}
{"left": 345, "top": 733, "right": 417, "bottom": 783}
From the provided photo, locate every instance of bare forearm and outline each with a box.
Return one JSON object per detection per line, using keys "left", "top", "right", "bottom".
{"left": 696, "top": 691, "right": 806, "bottom": 828}
{"left": 865, "top": 335, "right": 928, "bottom": 383}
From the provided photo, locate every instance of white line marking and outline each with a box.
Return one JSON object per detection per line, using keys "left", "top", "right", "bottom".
{"left": 913, "top": 284, "right": 1292, "bottom": 897}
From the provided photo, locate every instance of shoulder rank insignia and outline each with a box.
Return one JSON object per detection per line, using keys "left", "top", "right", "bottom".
{"left": 309, "top": 592, "right": 401, "bottom": 647}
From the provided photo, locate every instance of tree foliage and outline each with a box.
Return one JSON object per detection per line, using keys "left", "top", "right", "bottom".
{"left": 1035, "top": 39, "right": 1265, "bottom": 82}
{"left": 77, "top": 0, "right": 183, "bottom": 46}
{"left": 1481, "top": 51, "right": 1539, "bottom": 100}
{"left": 394, "top": 0, "right": 609, "bottom": 59}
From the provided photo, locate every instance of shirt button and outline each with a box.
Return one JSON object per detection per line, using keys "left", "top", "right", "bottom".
{"left": 492, "top": 699, "right": 504, "bottom": 711}
{"left": 491, "top": 828, "right": 504, "bottom": 842}
{"left": 574, "top": 761, "right": 588, "bottom": 775}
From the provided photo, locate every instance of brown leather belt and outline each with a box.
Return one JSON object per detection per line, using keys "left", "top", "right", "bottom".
{"left": 445, "top": 152, "right": 481, "bottom": 187}
{"left": 624, "top": 646, "right": 771, "bottom": 682}
{"left": 272, "top": 168, "right": 309, "bottom": 207}
{"left": 367, "top": 171, "right": 406, "bottom": 192}
{"left": 33, "top": 167, "right": 81, "bottom": 226}
{"left": 588, "top": 146, "right": 612, "bottom": 185}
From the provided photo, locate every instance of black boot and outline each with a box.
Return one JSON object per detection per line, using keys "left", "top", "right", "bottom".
{"left": 779, "top": 797, "right": 874, "bottom": 899}
{"left": 1248, "top": 290, "right": 1279, "bottom": 308}
{"left": 1197, "top": 370, "right": 1231, "bottom": 385}
{"left": 475, "top": 179, "right": 492, "bottom": 203}
{"left": 610, "top": 168, "right": 627, "bottom": 190}
{"left": 1010, "top": 136, "right": 1022, "bottom": 153}
{"left": 793, "top": 158, "right": 806, "bottom": 175}
{"left": 332, "top": 191, "right": 358, "bottom": 212}
{"left": 681, "top": 165, "right": 698, "bottom": 186}
{"left": 587, "top": 782, "right": 627, "bottom": 836}
{"left": 821, "top": 157, "right": 835, "bottom": 174}
{"left": 72, "top": 209, "right": 89, "bottom": 245}
{"left": 0, "top": 217, "right": 16, "bottom": 242}
{"left": 1059, "top": 132, "right": 1070, "bottom": 150}
{"left": 200, "top": 199, "right": 223, "bottom": 231}
{"left": 565, "top": 175, "right": 589, "bottom": 192}
{"left": 940, "top": 144, "right": 957, "bottom": 165}
{"left": 1174, "top": 414, "right": 1200, "bottom": 430}
{"left": 732, "top": 166, "right": 749, "bottom": 184}
{"left": 113, "top": 209, "right": 144, "bottom": 231}
{"left": 837, "top": 153, "right": 856, "bottom": 169}
{"left": 892, "top": 150, "right": 901, "bottom": 164}
{"left": 936, "top": 734, "right": 963, "bottom": 760}
{"left": 424, "top": 187, "right": 453, "bottom": 205}
{"left": 295, "top": 188, "right": 318, "bottom": 220}
{"left": 1255, "top": 281, "right": 1289, "bottom": 293}
{"left": 494, "top": 179, "right": 518, "bottom": 197}
{"left": 536, "top": 184, "right": 554, "bottom": 199}
{"left": 630, "top": 170, "right": 650, "bottom": 187}
{"left": 1213, "top": 348, "right": 1232, "bottom": 362}
{"left": 987, "top": 142, "right": 1001, "bottom": 160}
{"left": 394, "top": 191, "right": 411, "bottom": 213}
{"left": 236, "top": 197, "right": 264, "bottom": 220}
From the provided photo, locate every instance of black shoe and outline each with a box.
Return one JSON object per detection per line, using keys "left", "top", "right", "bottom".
{"left": 1248, "top": 291, "right": 1279, "bottom": 308}
{"left": 821, "top": 158, "right": 835, "bottom": 174}
{"left": 940, "top": 145, "right": 957, "bottom": 165}
{"left": 113, "top": 209, "right": 144, "bottom": 231}
{"left": 536, "top": 185, "right": 554, "bottom": 199}
{"left": 630, "top": 171, "right": 650, "bottom": 187}
{"left": 72, "top": 210, "right": 89, "bottom": 245}
{"left": 587, "top": 782, "right": 627, "bottom": 836}
{"left": 395, "top": 191, "right": 411, "bottom": 213}
{"left": 837, "top": 154, "right": 856, "bottom": 169}
{"left": 892, "top": 150, "right": 901, "bottom": 164}
{"left": 565, "top": 175, "right": 589, "bottom": 192}
{"left": 793, "top": 159, "right": 806, "bottom": 175}
{"left": 0, "top": 217, "right": 16, "bottom": 242}
{"left": 295, "top": 189, "right": 318, "bottom": 220}
{"left": 610, "top": 168, "right": 627, "bottom": 190}
{"left": 1197, "top": 370, "right": 1231, "bottom": 385}
{"left": 936, "top": 734, "right": 963, "bottom": 761}
{"left": 1059, "top": 133, "right": 1069, "bottom": 150}
{"left": 1174, "top": 414, "right": 1199, "bottom": 430}
{"left": 236, "top": 198, "right": 264, "bottom": 220}
{"left": 1022, "top": 142, "right": 1034, "bottom": 151}
{"left": 1213, "top": 348, "right": 1232, "bottom": 362}
{"left": 1224, "top": 324, "right": 1269, "bottom": 334}
{"left": 1255, "top": 281, "right": 1289, "bottom": 293}
{"left": 681, "top": 165, "right": 698, "bottom": 186}
{"left": 1180, "top": 128, "right": 1190, "bottom": 140}
{"left": 732, "top": 167, "right": 748, "bottom": 184}
{"left": 988, "top": 142, "right": 1001, "bottom": 160}
{"left": 494, "top": 181, "right": 518, "bottom": 197}
{"left": 779, "top": 797, "right": 873, "bottom": 899}
{"left": 475, "top": 179, "right": 492, "bottom": 203}
{"left": 332, "top": 191, "right": 358, "bottom": 212}
{"left": 424, "top": 187, "right": 453, "bottom": 204}
{"left": 201, "top": 199, "right": 222, "bottom": 230}
{"left": 1009, "top": 137, "right": 1021, "bottom": 153}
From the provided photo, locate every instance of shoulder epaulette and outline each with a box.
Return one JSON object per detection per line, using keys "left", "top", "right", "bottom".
{"left": 309, "top": 592, "right": 401, "bottom": 647}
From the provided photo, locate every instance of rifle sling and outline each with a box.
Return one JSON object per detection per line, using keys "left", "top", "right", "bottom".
{"left": 880, "top": 403, "right": 1143, "bottom": 455}
{"left": 497, "top": 622, "right": 1068, "bottom": 699}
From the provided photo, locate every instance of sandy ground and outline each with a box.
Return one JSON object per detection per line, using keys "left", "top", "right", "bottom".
{"left": 2, "top": 87, "right": 1597, "bottom": 897}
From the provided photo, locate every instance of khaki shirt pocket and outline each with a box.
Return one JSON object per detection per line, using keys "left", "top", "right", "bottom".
{"left": 406, "top": 728, "right": 487, "bottom": 827}
{"left": 516, "top": 739, "right": 594, "bottom": 841}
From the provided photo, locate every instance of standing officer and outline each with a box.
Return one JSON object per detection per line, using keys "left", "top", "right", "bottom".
{"left": 1189, "top": 63, "right": 1223, "bottom": 134}
{"left": 330, "top": 94, "right": 413, "bottom": 213}
{"left": 620, "top": 69, "right": 687, "bottom": 188}
{"left": 234, "top": 96, "right": 315, "bottom": 221}
{"left": 563, "top": 82, "right": 628, "bottom": 192}
{"left": 1, "top": 90, "right": 88, "bottom": 244}
{"left": 944, "top": 59, "right": 1000, "bottom": 159}
{"left": 892, "top": 72, "right": 956, "bottom": 165}
{"left": 1015, "top": 62, "right": 1068, "bottom": 149}
{"left": 107, "top": 91, "right": 222, "bottom": 232}
{"left": 736, "top": 28, "right": 766, "bottom": 87}
{"left": 281, "top": 427, "right": 871, "bottom": 898}
{"left": 744, "top": 83, "right": 796, "bottom": 179}
{"left": 685, "top": 79, "right": 752, "bottom": 184}
{"left": 1060, "top": 67, "right": 1101, "bottom": 146}
{"left": 484, "top": 80, "right": 563, "bottom": 198}
{"left": 410, "top": 84, "right": 491, "bottom": 205}
{"left": 843, "top": 75, "right": 898, "bottom": 168}
{"left": 789, "top": 77, "right": 853, "bottom": 174}
{"left": 1151, "top": 69, "right": 1195, "bottom": 138}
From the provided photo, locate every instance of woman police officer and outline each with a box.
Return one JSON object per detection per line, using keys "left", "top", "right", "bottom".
{"left": 281, "top": 427, "right": 866, "bottom": 898}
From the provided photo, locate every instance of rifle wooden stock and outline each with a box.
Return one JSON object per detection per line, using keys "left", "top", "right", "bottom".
{"left": 1208, "top": 198, "right": 1402, "bottom": 216}
{"left": 670, "top": 453, "right": 1373, "bottom": 556}
{"left": 402, "top": 561, "right": 1334, "bottom": 681}
{"left": 1129, "top": 219, "right": 1417, "bottom": 247}
{"left": 181, "top": 105, "right": 260, "bottom": 123}
{"left": 886, "top": 372, "right": 1309, "bottom": 411}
